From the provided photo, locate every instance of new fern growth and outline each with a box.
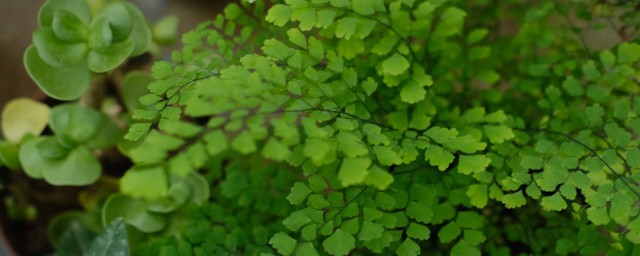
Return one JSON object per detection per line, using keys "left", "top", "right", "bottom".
{"left": 50, "top": 0, "right": 640, "bottom": 255}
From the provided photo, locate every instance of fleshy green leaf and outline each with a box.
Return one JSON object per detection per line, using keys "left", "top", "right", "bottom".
{"left": 24, "top": 46, "right": 91, "bottom": 100}
{"left": 1, "top": 98, "right": 50, "bottom": 143}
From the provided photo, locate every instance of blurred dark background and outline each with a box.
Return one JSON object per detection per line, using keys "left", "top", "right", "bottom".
{"left": 0, "top": 0, "right": 234, "bottom": 106}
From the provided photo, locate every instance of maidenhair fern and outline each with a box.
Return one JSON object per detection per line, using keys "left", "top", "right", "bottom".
{"left": 118, "top": 0, "right": 640, "bottom": 255}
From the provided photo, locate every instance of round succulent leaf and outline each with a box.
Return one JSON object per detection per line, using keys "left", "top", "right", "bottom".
{"left": 120, "top": 71, "right": 154, "bottom": 111}
{"left": 19, "top": 137, "right": 52, "bottom": 178}
{"left": 38, "top": 0, "right": 91, "bottom": 27}
{"left": 24, "top": 46, "right": 91, "bottom": 100}
{"left": 124, "top": 2, "right": 152, "bottom": 56}
{"left": 89, "top": 17, "right": 113, "bottom": 51}
{"left": 0, "top": 141, "right": 20, "bottom": 170}
{"left": 49, "top": 104, "right": 102, "bottom": 143}
{"left": 42, "top": 145, "right": 101, "bottom": 186}
{"left": 87, "top": 38, "right": 134, "bottom": 73}
{"left": 52, "top": 10, "right": 88, "bottom": 43}
{"left": 36, "top": 136, "right": 70, "bottom": 159}
{"left": 152, "top": 15, "right": 178, "bottom": 45}
{"left": 1, "top": 98, "right": 50, "bottom": 143}
{"left": 101, "top": 194, "right": 168, "bottom": 233}
{"left": 93, "top": 3, "right": 133, "bottom": 42}
{"left": 47, "top": 211, "right": 97, "bottom": 248}
{"left": 123, "top": 206, "right": 168, "bottom": 233}
{"left": 185, "top": 173, "right": 210, "bottom": 206}
{"left": 84, "top": 114, "right": 120, "bottom": 149}
{"left": 33, "top": 28, "right": 88, "bottom": 66}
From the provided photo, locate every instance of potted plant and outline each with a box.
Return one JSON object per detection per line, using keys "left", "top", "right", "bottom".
{"left": 1, "top": 0, "right": 640, "bottom": 255}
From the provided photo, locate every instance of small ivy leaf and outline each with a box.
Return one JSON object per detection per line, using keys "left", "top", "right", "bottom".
{"left": 406, "top": 202, "right": 433, "bottom": 224}
{"left": 457, "top": 155, "right": 491, "bottom": 175}
{"left": 316, "top": 9, "right": 336, "bottom": 28}
{"left": 425, "top": 127, "right": 458, "bottom": 144}
{"left": 467, "top": 184, "right": 488, "bottom": 208}
{"left": 352, "top": 0, "right": 375, "bottom": 15}
{"left": 627, "top": 148, "right": 640, "bottom": 168}
{"left": 396, "top": 238, "right": 420, "bottom": 256}
{"left": 400, "top": 82, "right": 426, "bottom": 104}
{"left": 323, "top": 229, "right": 355, "bottom": 256}
{"left": 337, "top": 132, "right": 368, "bottom": 158}
{"left": 363, "top": 166, "right": 394, "bottom": 190}
{"left": 292, "top": 8, "right": 316, "bottom": 31}
{"left": 610, "top": 192, "right": 634, "bottom": 223}
{"left": 406, "top": 223, "right": 430, "bottom": 240}
{"left": 266, "top": 4, "right": 292, "bottom": 26}
{"left": 231, "top": 131, "right": 257, "bottom": 155}
{"left": 283, "top": 211, "right": 311, "bottom": 231}
{"left": 269, "top": 232, "right": 297, "bottom": 255}
{"left": 604, "top": 123, "right": 631, "bottom": 147}
{"left": 438, "top": 221, "right": 461, "bottom": 243}
{"left": 451, "top": 240, "right": 481, "bottom": 256}
{"left": 444, "top": 135, "right": 486, "bottom": 153}
{"left": 287, "top": 28, "right": 307, "bottom": 49}
{"left": 501, "top": 191, "right": 526, "bottom": 209}
{"left": 87, "top": 38, "right": 135, "bottom": 73}
{"left": 617, "top": 42, "right": 640, "bottom": 64}
{"left": 381, "top": 53, "right": 410, "bottom": 76}
{"left": 520, "top": 155, "right": 544, "bottom": 170}
{"left": 287, "top": 182, "right": 311, "bottom": 205}
{"left": 120, "top": 165, "right": 168, "bottom": 200}
{"left": 338, "top": 157, "right": 371, "bottom": 187}
{"left": 124, "top": 123, "right": 151, "bottom": 141}
{"left": 295, "top": 242, "right": 319, "bottom": 256}
{"left": 335, "top": 17, "right": 358, "bottom": 39}
{"left": 456, "top": 211, "right": 484, "bottom": 229}
{"left": 358, "top": 220, "right": 384, "bottom": 241}
{"left": 1, "top": 98, "right": 50, "bottom": 143}
{"left": 52, "top": 10, "right": 88, "bottom": 43}
{"left": 483, "top": 125, "right": 514, "bottom": 144}
{"left": 467, "top": 28, "right": 489, "bottom": 44}
{"left": 586, "top": 207, "right": 610, "bottom": 225}
{"left": 86, "top": 218, "right": 130, "bottom": 256}
{"left": 262, "top": 138, "right": 290, "bottom": 161}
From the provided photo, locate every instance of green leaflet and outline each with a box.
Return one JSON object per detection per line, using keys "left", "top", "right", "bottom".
{"left": 323, "top": 229, "right": 355, "bottom": 256}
